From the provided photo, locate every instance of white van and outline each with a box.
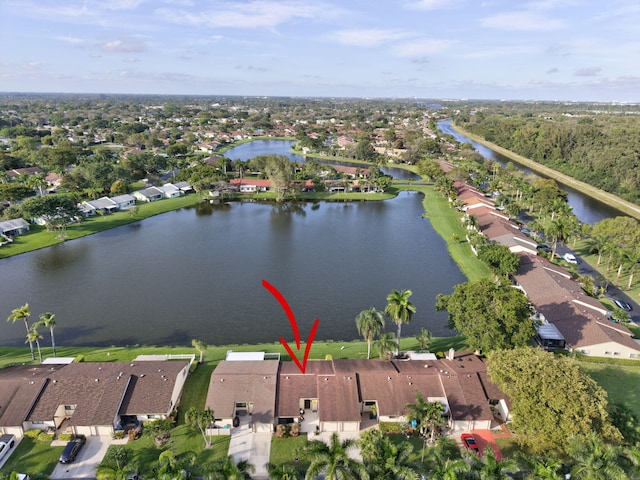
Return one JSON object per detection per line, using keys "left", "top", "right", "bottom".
{"left": 0, "top": 434, "right": 16, "bottom": 461}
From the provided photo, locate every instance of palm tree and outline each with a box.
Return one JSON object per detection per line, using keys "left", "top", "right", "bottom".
{"left": 415, "top": 327, "right": 432, "bottom": 351}
{"left": 384, "top": 289, "right": 416, "bottom": 356}
{"left": 8, "top": 303, "right": 34, "bottom": 360}
{"left": 404, "top": 391, "right": 444, "bottom": 443}
{"left": 586, "top": 233, "right": 610, "bottom": 266}
{"left": 192, "top": 338, "right": 207, "bottom": 363}
{"left": 302, "top": 432, "right": 367, "bottom": 480}
{"left": 26, "top": 327, "right": 43, "bottom": 363}
{"left": 355, "top": 307, "right": 385, "bottom": 359}
{"left": 207, "top": 455, "right": 255, "bottom": 480}
{"left": 185, "top": 407, "right": 215, "bottom": 448}
{"left": 359, "top": 429, "right": 418, "bottom": 480}
{"left": 524, "top": 454, "right": 564, "bottom": 480}
{"left": 467, "top": 445, "right": 518, "bottom": 479}
{"left": 567, "top": 433, "right": 631, "bottom": 480}
{"left": 265, "top": 462, "right": 300, "bottom": 480}
{"left": 424, "top": 437, "right": 469, "bottom": 479}
{"left": 624, "top": 249, "right": 640, "bottom": 290}
{"left": 546, "top": 218, "right": 569, "bottom": 260}
{"left": 36, "top": 312, "right": 57, "bottom": 357}
{"left": 374, "top": 332, "right": 396, "bottom": 360}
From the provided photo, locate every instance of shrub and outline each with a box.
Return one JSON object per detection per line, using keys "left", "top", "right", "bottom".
{"left": 379, "top": 422, "right": 404, "bottom": 434}
{"left": 290, "top": 423, "right": 300, "bottom": 437}
{"left": 58, "top": 433, "right": 73, "bottom": 441}
{"left": 37, "top": 432, "right": 54, "bottom": 442}
{"left": 276, "top": 424, "right": 288, "bottom": 438}
{"left": 24, "top": 429, "right": 43, "bottom": 439}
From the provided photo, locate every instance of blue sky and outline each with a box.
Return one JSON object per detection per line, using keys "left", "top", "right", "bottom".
{"left": 1, "top": 0, "right": 639, "bottom": 102}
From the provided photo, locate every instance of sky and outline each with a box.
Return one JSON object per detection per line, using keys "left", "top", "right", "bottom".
{"left": 1, "top": 0, "right": 639, "bottom": 102}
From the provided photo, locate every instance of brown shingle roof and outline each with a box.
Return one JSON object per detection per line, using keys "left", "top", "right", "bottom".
{"left": 0, "top": 365, "right": 60, "bottom": 427}
{"left": 25, "top": 361, "right": 188, "bottom": 427}
{"left": 206, "top": 360, "right": 279, "bottom": 424}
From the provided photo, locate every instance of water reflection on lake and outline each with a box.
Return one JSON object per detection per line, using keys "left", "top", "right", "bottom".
{"left": 0, "top": 192, "right": 465, "bottom": 347}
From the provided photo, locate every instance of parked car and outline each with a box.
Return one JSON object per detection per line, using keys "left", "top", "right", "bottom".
{"left": 461, "top": 433, "right": 480, "bottom": 454}
{"left": 537, "top": 244, "right": 551, "bottom": 253}
{"left": 614, "top": 299, "right": 633, "bottom": 311}
{"left": 562, "top": 253, "right": 578, "bottom": 264}
{"left": 0, "top": 434, "right": 15, "bottom": 461}
{"left": 59, "top": 435, "right": 86, "bottom": 464}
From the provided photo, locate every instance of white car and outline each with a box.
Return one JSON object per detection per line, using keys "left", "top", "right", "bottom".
{"left": 563, "top": 253, "right": 578, "bottom": 264}
{"left": 0, "top": 434, "right": 15, "bottom": 461}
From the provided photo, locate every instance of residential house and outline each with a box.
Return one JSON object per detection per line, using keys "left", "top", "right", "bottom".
{"left": 205, "top": 360, "right": 279, "bottom": 433}
{"left": 0, "top": 218, "right": 30, "bottom": 237}
{"left": 207, "top": 353, "right": 511, "bottom": 435}
{"left": 8, "top": 360, "right": 191, "bottom": 437}
{"left": 111, "top": 194, "right": 136, "bottom": 210}
{"left": 477, "top": 213, "right": 539, "bottom": 256}
{"left": 512, "top": 254, "right": 640, "bottom": 359}
{"left": 158, "top": 183, "right": 183, "bottom": 199}
{"left": 229, "top": 178, "right": 271, "bottom": 193}
{"left": 82, "top": 196, "right": 119, "bottom": 215}
{"left": 173, "top": 181, "right": 193, "bottom": 194}
{"left": 133, "top": 186, "right": 164, "bottom": 202}
{"left": 5, "top": 167, "right": 44, "bottom": 181}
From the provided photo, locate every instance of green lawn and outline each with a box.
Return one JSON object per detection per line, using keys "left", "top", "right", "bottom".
{"left": 269, "top": 436, "right": 310, "bottom": 478}
{"left": 0, "top": 437, "right": 64, "bottom": 477}
{"left": 402, "top": 184, "right": 492, "bottom": 282}
{"left": 579, "top": 362, "right": 640, "bottom": 416}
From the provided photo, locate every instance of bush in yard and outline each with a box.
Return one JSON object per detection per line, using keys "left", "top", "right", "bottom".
{"left": 379, "top": 422, "right": 404, "bottom": 434}
{"left": 276, "top": 424, "right": 288, "bottom": 438}
{"left": 24, "top": 429, "right": 43, "bottom": 439}
{"left": 58, "top": 433, "right": 73, "bottom": 441}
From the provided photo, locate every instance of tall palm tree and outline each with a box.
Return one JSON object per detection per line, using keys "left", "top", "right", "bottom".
{"left": 586, "top": 233, "right": 609, "bottom": 266}
{"left": 524, "top": 454, "right": 564, "bottom": 480}
{"left": 8, "top": 303, "right": 34, "bottom": 360}
{"left": 192, "top": 338, "right": 207, "bottom": 363}
{"left": 26, "top": 327, "right": 43, "bottom": 363}
{"left": 624, "top": 249, "right": 640, "bottom": 290}
{"left": 384, "top": 289, "right": 416, "bottom": 355}
{"left": 546, "top": 218, "right": 569, "bottom": 261}
{"left": 404, "top": 391, "right": 444, "bottom": 443}
{"left": 355, "top": 307, "right": 385, "bottom": 359}
{"left": 207, "top": 455, "right": 255, "bottom": 480}
{"left": 374, "top": 332, "right": 396, "bottom": 360}
{"left": 303, "top": 432, "right": 367, "bottom": 480}
{"left": 36, "top": 312, "right": 57, "bottom": 357}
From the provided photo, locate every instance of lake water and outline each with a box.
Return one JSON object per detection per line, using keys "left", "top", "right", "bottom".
{"left": 0, "top": 191, "right": 465, "bottom": 347}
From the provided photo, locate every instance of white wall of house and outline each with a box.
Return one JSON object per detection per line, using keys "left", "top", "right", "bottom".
{"left": 450, "top": 419, "right": 492, "bottom": 432}
{"left": 576, "top": 341, "right": 640, "bottom": 359}
{"left": 496, "top": 399, "right": 511, "bottom": 422}
{"left": 254, "top": 421, "right": 273, "bottom": 433}
{"left": 23, "top": 420, "right": 55, "bottom": 432}
{"left": 0, "top": 426, "right": 23, "bottom": 436}
{"left": 169, "top": 363, "right": 190, "bottom": 415}
{"left": 320, "top": 421, "right": 360, "bottom": 432}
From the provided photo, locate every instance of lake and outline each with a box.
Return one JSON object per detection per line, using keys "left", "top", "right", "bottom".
{"left": 0, "top": 190, "right": 466, "bottom": 347}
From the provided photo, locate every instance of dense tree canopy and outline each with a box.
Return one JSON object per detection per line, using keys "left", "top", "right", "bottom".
{"left": 488, "top": 347, "right": 622, "bottom": 454}
{"left": 436, "top": 278, "right": 535, "bottom": 353}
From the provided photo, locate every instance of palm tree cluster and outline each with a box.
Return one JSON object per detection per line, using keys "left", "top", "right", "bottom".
{"left": 7, "top": 303, "right": 58, "bottom": 362}
{"left": 355, "top": 289, "right": 418, "bottom": 360}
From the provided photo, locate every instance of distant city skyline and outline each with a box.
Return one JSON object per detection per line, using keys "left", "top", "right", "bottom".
{"left": 1, "top": 0, "right": 639, "bottom": 102}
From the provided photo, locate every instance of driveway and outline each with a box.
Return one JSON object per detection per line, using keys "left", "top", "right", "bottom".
{"left": 50, "top": 436, "right": 111, "bottom": 479}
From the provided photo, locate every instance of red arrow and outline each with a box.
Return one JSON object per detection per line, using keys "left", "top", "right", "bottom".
{"left": 262, "top": 279, "right": 319, "bottom": 374}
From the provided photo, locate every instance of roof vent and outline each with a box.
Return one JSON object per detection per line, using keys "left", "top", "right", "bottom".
{"left": 95, "top": 378, "right": 100, "bottom": 382}
{"left": 130, "top": 363, "right": 134, "bottom": 367}
{"left": 220, "top": 378, "right": 224, "bottom": 382}
{"left": 387, "top": 376, "right": 391, "bottom": 380}
{"left": 140, "top": 374, "right": 145, "bottom": 377}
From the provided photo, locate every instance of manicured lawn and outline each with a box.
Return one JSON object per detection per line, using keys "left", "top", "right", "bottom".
{"left": 403, "top": 184, "right": 491, "bottom": 282}
{"left": 0, "top": 194, "right": 202, "bottom": 259}
{"left": 102, "top": 425, "right": 230, "bottom": 476}
{"left": 579, "top": 362, "right": 640, "bottom": 416}
{"left": 0, "top": 437, "right": 64, "bottom": 477}
{"left": 269, "top": 435, "right": 310, "bottom": 478}
{"left": 388, "top": 434, "right": 429, "bottom": 467}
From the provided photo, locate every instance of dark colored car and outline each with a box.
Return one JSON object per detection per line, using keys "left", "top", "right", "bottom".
{"left": 461, "top": 433, "right": 480, "bottom": 454}
{"left": 59, "top": 435, "right": 86, "bottom": 464}
{"left": 614, "top": 299, "right": 633, "bottom": 311}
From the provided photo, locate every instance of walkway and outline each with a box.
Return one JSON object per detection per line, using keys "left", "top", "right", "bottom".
{"left": 470, "top": 429, "right": 504, "bottom": 460}
{"left": 228, "top": 416, "right": 271, "bottom": 479}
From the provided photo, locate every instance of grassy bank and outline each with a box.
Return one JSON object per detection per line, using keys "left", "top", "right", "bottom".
{"left": 0, "top": 194, "right": 202, "bottom": 259}
{"left": 401, "top": 184, "right": 491, "bottom": 282}
{"left": 450, "top": 123, "right": 640, "bottom": 220}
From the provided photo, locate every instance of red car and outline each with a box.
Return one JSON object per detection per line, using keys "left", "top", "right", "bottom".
{"left": 461, "top": 433, "right": 480, "bottom": 454}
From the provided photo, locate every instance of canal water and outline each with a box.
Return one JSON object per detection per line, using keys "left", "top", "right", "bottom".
{"left": 438, "top": 120, "right": 623, "bottom": 225}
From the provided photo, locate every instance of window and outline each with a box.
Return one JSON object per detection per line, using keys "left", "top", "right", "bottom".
{"left": 613, "top": 352, "right": 621, "bottom": 356}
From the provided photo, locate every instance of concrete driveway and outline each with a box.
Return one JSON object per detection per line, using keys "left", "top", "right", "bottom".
{"left": 50, "top": 436, "right": 111, "bottom": 479}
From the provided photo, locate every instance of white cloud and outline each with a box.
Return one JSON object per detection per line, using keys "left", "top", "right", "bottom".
{"left": 101, "top": 37, "right": 148, "bottom": 53}
{"left": 402, "top": 0, "right": 459, "bottom": 10}
{"left": 156, "top": 0, "right": 340, "bottom": 29}
{"left": 393, "top": 38, "right": 453, "bottom": 58}
{"left": 575, "top": 66, "right": 601, "bottom": 77}
{"left": 332, "top": 29, "right": 414, "bottom": 48}
{"left": 53, "top": 35, "right": 86, "bottom": 45}
{"left": 481, "top": 11, "right": 564, "bottom": 31}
